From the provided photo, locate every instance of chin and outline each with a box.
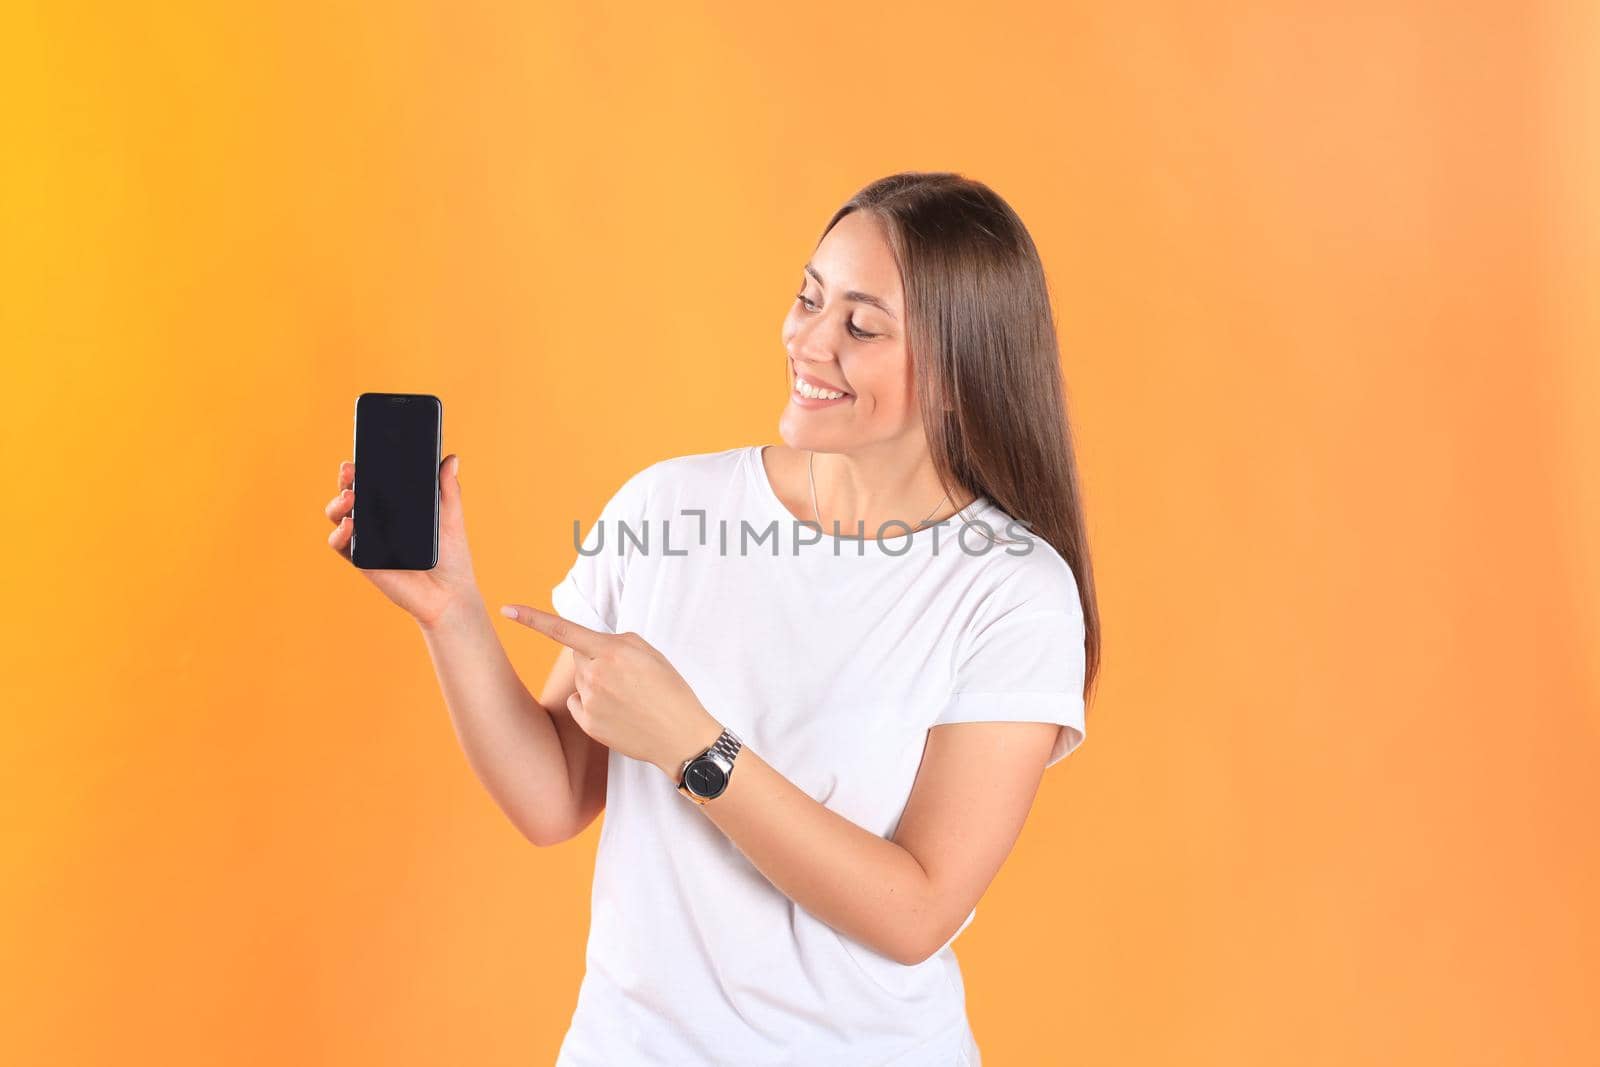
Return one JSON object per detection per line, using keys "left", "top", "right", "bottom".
{"left": 781, "top": 417, "right": 879, "bottom": 457}
{"left": 777, "top": 414, "right": 833, "bottom": 453}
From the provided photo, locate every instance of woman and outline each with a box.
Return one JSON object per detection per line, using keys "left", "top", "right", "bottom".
{"left": 325, "top": 171, "right": 1101, "bottom": 1066}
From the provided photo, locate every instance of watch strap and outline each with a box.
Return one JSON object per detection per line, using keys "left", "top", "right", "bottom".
{"left": 703, "top": 727, "right": 742, "bottom": 767}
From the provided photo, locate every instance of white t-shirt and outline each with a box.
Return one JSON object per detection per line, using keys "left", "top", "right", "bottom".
{"left": 550, "top": 445, "right": 1087, "bottom": 1067}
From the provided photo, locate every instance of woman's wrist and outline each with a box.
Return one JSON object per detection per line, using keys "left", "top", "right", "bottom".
{"left": 659, "top": 716, "right": 726, "bottom": 783}
{"left": 417, "top": 588, "right": 486, "bottom": 636}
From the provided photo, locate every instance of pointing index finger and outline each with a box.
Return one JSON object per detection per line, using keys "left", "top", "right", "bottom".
{"left": 499, "top": 604, "right": 609, "bottom": 657}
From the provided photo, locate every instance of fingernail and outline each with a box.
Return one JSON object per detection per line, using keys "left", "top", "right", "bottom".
{"left": 499, "top": 605, "right": 517, "bottom": 619}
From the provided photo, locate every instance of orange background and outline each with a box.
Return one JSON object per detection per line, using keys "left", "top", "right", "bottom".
{"left": 4, "top": 3, "right": 1597, "bottom": 1064}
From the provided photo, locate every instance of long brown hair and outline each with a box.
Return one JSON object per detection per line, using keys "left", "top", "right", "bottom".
{"left": 817, "top": 172, "right": 1102, "bottom": 708}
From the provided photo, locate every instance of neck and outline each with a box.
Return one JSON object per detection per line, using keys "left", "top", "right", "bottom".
{"left": 809, "top": 438, "right": 976, "bottom": 534}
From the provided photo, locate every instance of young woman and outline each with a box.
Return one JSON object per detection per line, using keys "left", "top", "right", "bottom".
{"left": 325, "top": 171, "right": 1101, "bottom": 1066}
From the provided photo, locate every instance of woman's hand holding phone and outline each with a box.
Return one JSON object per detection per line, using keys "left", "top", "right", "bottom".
{"left": 326, "top": 453, "right": 480, "bottom": 629}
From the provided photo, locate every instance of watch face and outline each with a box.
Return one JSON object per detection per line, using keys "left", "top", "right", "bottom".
{"left": 686, "top": 760, "right": 726, "bottom": 797}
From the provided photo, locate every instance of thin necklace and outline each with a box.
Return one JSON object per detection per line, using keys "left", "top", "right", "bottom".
{"left": 808, "top": 449, "right": 950, "bottom": 534}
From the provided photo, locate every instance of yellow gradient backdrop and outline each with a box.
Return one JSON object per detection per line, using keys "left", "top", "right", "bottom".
{"left": 3, "top": 4, "right": 1596, "bottom": 1064}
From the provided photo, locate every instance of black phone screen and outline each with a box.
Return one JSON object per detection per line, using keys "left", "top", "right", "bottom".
{"left": 351, "top": 392, "right": 442, "bottom": 570}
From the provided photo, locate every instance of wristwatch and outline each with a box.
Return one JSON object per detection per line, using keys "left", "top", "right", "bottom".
{"left": 677, "top": 727, "right": 743, "bottom": 804}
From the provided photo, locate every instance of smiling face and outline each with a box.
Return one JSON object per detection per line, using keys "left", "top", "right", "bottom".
{"left": 778, "top": 210, "right": 920, "bottom": 452}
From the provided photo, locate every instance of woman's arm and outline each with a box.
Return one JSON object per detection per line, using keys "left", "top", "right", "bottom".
{"left": 677, "top": 718, "right": 1061, "bottom": 967}
{"left": 495, "top": 603, "right": 1063, "bottom": 964}
{"left": 417, "top": 591, "right": 607, "bottom": 847}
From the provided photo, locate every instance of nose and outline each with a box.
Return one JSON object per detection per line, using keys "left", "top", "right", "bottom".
{"left": 786, "top": 314, "right": 838, "bottom": 370}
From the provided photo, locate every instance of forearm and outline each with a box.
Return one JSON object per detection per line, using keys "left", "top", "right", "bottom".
{"left": 417, "top": 591, "right": 573, "bottom": 845}
{"left": 667, "top": 742, "right": 938, "bottom": 967}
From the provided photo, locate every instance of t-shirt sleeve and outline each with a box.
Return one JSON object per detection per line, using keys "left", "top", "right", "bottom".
{"left": 931, "top": 583, "right": 1088, "bottom": 769}
{"left": 549, "top": 463, "right": 656, "bottom": 635}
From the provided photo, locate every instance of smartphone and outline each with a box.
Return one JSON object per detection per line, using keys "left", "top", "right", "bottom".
{"left": 350, "top": 392, "right": 442, "bottom": 570}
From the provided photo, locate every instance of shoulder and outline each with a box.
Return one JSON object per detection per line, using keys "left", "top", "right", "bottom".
{"left": 638, "top": 445, "right": 752, "bottom": 483}
{"left": 610, "top": 445, "right": 755, "bottom": 513}
{"left": 956, "top": 499, "right": 1085, "bottom": 625}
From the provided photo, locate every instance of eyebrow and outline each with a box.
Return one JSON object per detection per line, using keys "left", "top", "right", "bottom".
{"left": 803, "top": 263, "right": 898, "bottom": 321}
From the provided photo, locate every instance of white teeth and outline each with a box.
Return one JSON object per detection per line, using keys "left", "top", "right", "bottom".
{"left": 797, "top": 378, "right": 847, "bottom": 400}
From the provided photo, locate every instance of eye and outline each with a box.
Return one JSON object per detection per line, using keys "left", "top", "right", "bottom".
{"left": 794, "top": 291, "right": 880, "bottom": 340}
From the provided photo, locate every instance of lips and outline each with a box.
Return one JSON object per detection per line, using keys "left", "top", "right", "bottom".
{"left": 792, "top": 366, "right": 851, "bottom": 395}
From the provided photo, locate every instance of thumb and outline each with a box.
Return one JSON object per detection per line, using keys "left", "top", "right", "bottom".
{"left": 440, "top": 454, "right": 464, "bottom": 520}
